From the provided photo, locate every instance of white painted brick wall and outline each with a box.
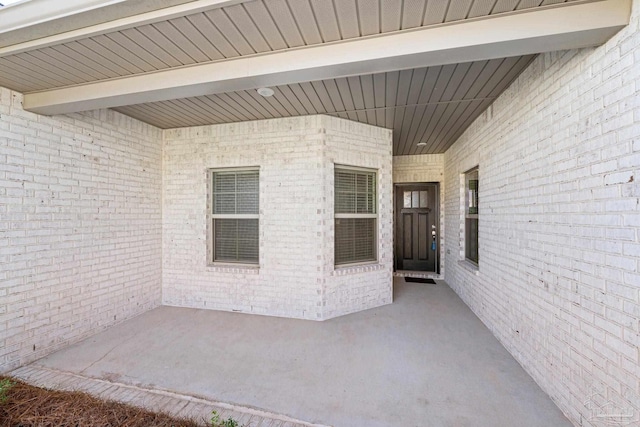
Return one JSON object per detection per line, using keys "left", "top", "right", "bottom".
{"left": 163, "top": 115, "right": 392, "bottom": 320}
{"left": 393, "top": 154, "right": 443, "bottom": 185}
{"left": 443, "top": 3, "right": 640, "bottom": 425}
{"left": 324, "top": 118, "right": 394, "bottom": 319}
{"left": 0, "top": 88, "right": 163, "bottom": 373}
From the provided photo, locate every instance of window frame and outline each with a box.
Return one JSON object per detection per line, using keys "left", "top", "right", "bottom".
{"left": 207, "top": 167, "right": 260, "bottom": 266}
{"left": 334, "top": 164, "right": 378, "bottom": 267}
{"left": 464, "top": 167, "right": 479, "bottom": 266}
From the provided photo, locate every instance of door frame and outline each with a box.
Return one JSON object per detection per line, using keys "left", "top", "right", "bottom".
{"left": 393, "top": 182, "right": 441, "bottom": 274}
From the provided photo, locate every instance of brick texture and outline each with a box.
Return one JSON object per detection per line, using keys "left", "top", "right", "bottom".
{"left": 162, "top": 115, "right": 393, "bottom": 320}
{"left": 443, "top": 3, "right": 640, "bottom": 426}
{"left": 0, "top": 88, "right": 162, "bottom": 373}
{"left": 393, "top": 154, "right": 444, "bottom": 185}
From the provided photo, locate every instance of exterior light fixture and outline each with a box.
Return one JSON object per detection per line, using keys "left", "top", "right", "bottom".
{"left": 257, "top": 87, "right": 274, "bottom": 97}
{"left": 417, "top": 142, "right": 427, "bottom": 147}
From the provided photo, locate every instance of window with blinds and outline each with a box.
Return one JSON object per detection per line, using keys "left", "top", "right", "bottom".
{"left": 465, "top": 167, "right": 479, "bottom": 265}
{"left": 210, "top": 169, "right": 259, "bottom": 264}
{"left": 334, "top": 166, "right": 377, "bottom": 266}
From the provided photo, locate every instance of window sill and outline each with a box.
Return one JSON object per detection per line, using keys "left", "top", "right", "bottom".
{"left": 458, "top": 259, "right": 479, "bottom": 275}
{"left": 207, "top": 263, "right": 260, "bottom": 274}
{"left": 332, "top": 262, "right": 385, "bottom": 276}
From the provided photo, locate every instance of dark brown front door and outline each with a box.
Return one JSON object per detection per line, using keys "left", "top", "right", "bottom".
{"left": 395, "top": 183, "right": 439, "bottom": 272}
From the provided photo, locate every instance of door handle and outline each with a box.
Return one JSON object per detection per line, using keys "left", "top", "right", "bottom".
{"left": 431, "top": 226, "right": 436, "bottom": 250}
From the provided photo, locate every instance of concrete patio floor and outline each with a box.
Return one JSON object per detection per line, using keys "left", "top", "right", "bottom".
{"left": 26, "top": 278, "right": 571, "bottom": 427}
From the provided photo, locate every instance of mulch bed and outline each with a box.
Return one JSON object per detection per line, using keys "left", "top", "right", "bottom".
{"left": 0, "top": 376, "right": 204, "bottom": 427}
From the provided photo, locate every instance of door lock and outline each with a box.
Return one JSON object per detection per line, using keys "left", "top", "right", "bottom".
{"left": 431, "top": 228, "right": 437, "bottom": 250}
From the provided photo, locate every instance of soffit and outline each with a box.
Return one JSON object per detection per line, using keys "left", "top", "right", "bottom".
{"left": 0, "top": 0, "right": 199, "bottom": 47}
{"left": 114, "top": 55, "right": 535, "bottom": 155}
{"left": 0, "top": 0, "right": 579, "bottom": 93}
{"left": 0, "top": 0, "right": 626, "bottom": 156}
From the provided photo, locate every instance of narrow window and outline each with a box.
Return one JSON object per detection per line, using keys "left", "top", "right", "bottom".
{"left": 465, "top": 167, "right": 479, "bottom": 264}
{"left": 210, "top": 169, "right": 259, "bottom": 264}
{"left": 334, "top": 166, "right": 377, "bottom": 266}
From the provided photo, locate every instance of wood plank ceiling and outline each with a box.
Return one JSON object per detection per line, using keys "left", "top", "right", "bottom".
{"left": 0, "top": 0, "right": 578, "bottom": 154}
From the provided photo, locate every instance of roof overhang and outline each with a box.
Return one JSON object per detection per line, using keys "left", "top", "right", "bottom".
{"left": 21, "top": 0, "right": 632, "bottom": 116}
{"left": 0, "top": 0, "right": 244, "bottom": 52}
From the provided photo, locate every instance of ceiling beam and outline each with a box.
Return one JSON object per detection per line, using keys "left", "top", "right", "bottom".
{"left": 23, "top": 0, "right": 631, "bottom": 116}
{"left": 0, "top": 0, "right": 245, "bottom": 56}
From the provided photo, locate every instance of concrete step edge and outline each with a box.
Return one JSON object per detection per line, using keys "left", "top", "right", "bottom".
{"left": 10, "top": 364, "right": 333, "bottom": 427}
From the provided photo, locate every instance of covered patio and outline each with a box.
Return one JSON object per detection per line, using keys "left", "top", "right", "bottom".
{"left": 2, "top": 1, "right": 639, "bottom": 426}
{"left": 12, "top": 279, "right": 571, "bottom": 427}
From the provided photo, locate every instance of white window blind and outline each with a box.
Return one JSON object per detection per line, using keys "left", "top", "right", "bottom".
{"left": 334, "top": 167, "right": 377, "bottom": 265}
{"left": 211, "top": 169, "right": 259, "bottom": 264}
